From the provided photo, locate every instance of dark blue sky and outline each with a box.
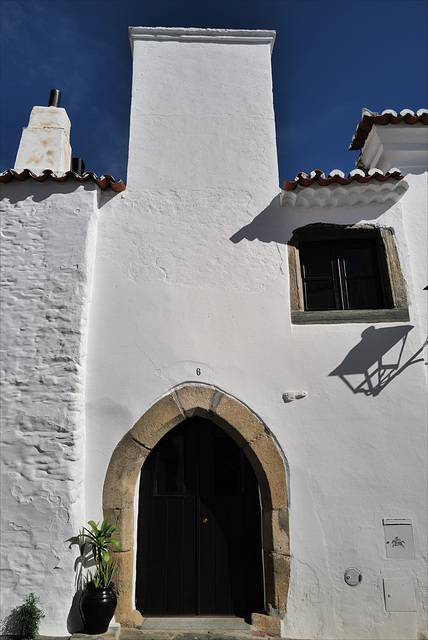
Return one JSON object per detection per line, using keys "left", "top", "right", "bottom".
{"left": 1, "top": 0, "right": 427, "bottom": 184}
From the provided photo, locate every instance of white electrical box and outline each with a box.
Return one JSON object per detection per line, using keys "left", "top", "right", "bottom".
{"left": 383, "top": 518, "right": 415, "bottom": 559}
{"left": 383, "top": 578, "right": 416, "bottom": 612}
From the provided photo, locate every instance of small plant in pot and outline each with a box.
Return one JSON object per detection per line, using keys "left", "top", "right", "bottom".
{"left": 78, "top": 516, "right": 120, "bottom": 635}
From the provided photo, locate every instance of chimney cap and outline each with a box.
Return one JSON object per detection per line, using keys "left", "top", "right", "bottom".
{"left": 48, "top": 89, "right": 61, "bottom": 108}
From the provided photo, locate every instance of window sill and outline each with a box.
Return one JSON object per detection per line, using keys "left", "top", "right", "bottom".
{"left": 291, "top": 308, "right": 410, "bottom": 325}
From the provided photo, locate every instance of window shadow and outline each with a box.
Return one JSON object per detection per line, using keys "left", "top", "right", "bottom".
{"left": 329, "top": 325, "right": 427, "bottom": 396}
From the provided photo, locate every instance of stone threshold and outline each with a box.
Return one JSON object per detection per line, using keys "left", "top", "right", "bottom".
{"left": 140, "top": 616, "right": 251, "bottom": 630}
{"left": 70, "top": 624, "right": 120, "bottom": 640}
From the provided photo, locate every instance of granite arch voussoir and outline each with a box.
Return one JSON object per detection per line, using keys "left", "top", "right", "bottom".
{"left": 103, "top": 384, "right": 289, "bottom": 629}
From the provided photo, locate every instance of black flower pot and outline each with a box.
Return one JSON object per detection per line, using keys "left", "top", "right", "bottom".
{"left": 79, "top": 583, "right": 117, "bottom": 634}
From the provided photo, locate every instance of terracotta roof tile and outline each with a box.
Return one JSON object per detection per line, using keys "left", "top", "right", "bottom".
{"left": 282, "top": 168, "right": 405, "bottom": 191}
{"left": 0, "top": 168, "right": 126, "bottom": 192}
{"left": 349, "top": 108, "right": 428, "bottom": 150}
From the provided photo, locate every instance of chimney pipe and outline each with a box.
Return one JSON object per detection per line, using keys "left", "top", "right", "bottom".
{"left": 48, "top": 89, "right": 61, "bottom": 107}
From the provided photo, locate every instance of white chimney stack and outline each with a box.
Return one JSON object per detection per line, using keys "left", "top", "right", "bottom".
{"left": 14, "top": 104, "right": 72, "bottom": 173}
{"left": 127, "top": 27, "right": 278, "bottom": 195}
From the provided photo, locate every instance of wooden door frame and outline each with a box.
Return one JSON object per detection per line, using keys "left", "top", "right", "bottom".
{"left": 103, "top": 384, "right": 290, "bottom": 633}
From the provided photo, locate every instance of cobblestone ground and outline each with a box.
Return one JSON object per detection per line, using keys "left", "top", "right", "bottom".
{"left": 0, "top": 629, "right": 284, "bottom": 640}
{"left": 0, "top": 627, "right": 287, "bottom": 640}
{"left": 120, "top": 633, "right": 281, "bottom": 640}
{"left": 71, "top": 628, "right": 282, "bottom": 640}
{"left": 1, "top": 621, "right": 304, "bottom": 640}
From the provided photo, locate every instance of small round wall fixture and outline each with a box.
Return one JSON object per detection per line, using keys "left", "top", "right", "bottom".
{"left": 344, "top": 567, "right": 362, "bottom": 586}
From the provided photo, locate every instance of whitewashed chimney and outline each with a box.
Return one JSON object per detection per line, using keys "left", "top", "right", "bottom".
{"left": 127, "top": 27, "right": 278, "bottom": 196}
{"left": 14, "top": 104, "right": 72, "bottom": 173}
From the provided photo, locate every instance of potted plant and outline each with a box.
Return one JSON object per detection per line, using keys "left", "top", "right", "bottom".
{"left": 78, "top": 516, "right": 120, "bottom": 634}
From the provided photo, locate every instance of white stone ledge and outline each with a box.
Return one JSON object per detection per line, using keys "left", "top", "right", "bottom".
{"left": 291, "top": 308, "right": 410, "bottom": 325}
{"left": 129, "top": 26, "right": 276, "bottom": 52}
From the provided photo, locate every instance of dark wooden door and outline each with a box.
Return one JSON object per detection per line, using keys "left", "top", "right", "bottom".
{"left": 136, "top": 417, "right": 264, "bottom": 616}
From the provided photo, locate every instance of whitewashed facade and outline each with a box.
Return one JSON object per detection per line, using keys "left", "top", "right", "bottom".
{"left": 1, "top": 27, "right": 427, "bottom": 639}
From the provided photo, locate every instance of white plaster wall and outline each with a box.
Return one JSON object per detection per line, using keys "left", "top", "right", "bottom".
{"left": 0, "top": 182, "right": 99, "bottom": 635}
{"left": 85, "top": 181, "right": 427, "bottom": 639}
{"left": 400, "top": 172, "right": 428, "bottom": 336}
{"left": 278, "top": 185, "right": 426, "bottom": 637}
{"left": 82, "top": 28, "right": 427, "bottom": 640}
{"left": 279, "top": 187, "right": 427, "bottom": 639}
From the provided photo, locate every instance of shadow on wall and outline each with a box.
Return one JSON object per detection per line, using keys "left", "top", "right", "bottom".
{"left": 329, "top": 325, "right": 428, "bottom": 396}
{"left": 229, "top": 194, "right": 396, "bottom": 246}
{"left": 66, "top": 590, "right": 85, "bottom": 635}
{"left": 0, "top": 599, "right": 67, "bottom": 639}
{"left": 230, "top": 194, "right": 290, "bottom": 245}
{"left": 65, "top": 535, "right": 91, "bottom": 634}
{"left": 0, "top": 606, "right": 21, "bottom": 636}
{"left": 1, "top": 180, "right": 99, "bottom": 206}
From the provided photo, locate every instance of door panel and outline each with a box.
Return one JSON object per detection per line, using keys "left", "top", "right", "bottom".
{"left": 136, "top": 417, "right": 263, "bottom": 616}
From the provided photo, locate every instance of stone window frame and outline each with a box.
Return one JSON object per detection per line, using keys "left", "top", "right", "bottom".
{"left": 288, "top": 224, "right": 410, "bottom": 325}
{"left": 102, "top": 384, "right": 289, "bottom": 637}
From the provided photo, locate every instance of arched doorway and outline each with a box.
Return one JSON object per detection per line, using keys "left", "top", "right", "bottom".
{"left": 103, "top": 384, "right": 290, "bottom": 632}
{"left": 136, "top": 416, "right": 264, "bottom": 616}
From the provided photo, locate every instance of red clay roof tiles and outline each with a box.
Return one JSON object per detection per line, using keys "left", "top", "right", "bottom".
{"left": 349, "top": 108, "right": 428, "bottom": 151}
{"left": 282, "top": 168, "right": 405, "bottom": 191}
{"left": 0, "top": 168, "right": 126, "bottom": 192}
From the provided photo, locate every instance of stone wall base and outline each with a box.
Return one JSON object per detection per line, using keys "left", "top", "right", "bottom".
{"left": 115, "top": 610, "right": 144, "bottom": 628}
{"left": 251, "top": 612, "right": 282, "bottom": 637}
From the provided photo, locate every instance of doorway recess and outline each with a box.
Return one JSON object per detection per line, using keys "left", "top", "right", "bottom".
{"left": 103, "top": 384, "right": 289, "bottom": 631}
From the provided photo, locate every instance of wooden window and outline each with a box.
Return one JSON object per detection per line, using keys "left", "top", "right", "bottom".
{"left": 288, "top": 225, "right": 409, "bottom": 324}
{"left": 300, "top": 239, "right": 385, "bottom": 311}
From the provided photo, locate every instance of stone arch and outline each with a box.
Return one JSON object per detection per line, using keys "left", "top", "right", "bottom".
{"left": 103, "top": 384, "right": 290, "bottom": 633}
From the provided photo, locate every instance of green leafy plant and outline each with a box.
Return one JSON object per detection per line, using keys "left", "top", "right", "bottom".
{"left": 79, "top": 516, "right": 120, "bottom": 588}
{"left": 16, "top": 593, "right": 45, "bottom": 639}
{"left": 90, "top": 558, "right": 118, "bottom": 588}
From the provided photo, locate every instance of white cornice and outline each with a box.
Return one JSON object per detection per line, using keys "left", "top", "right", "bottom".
{"left": 280, "top": 178, "right": 408, "bottom": 208}
{"left": 129, "top": 26, "right": 276, "bottom": 54}
{"left": 358, "top": 123, "right": 428, "bottom": 172}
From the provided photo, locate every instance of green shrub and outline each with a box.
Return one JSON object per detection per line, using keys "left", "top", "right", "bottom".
{"left": 16, "top": 593, "right": 45, "bottom": 639}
